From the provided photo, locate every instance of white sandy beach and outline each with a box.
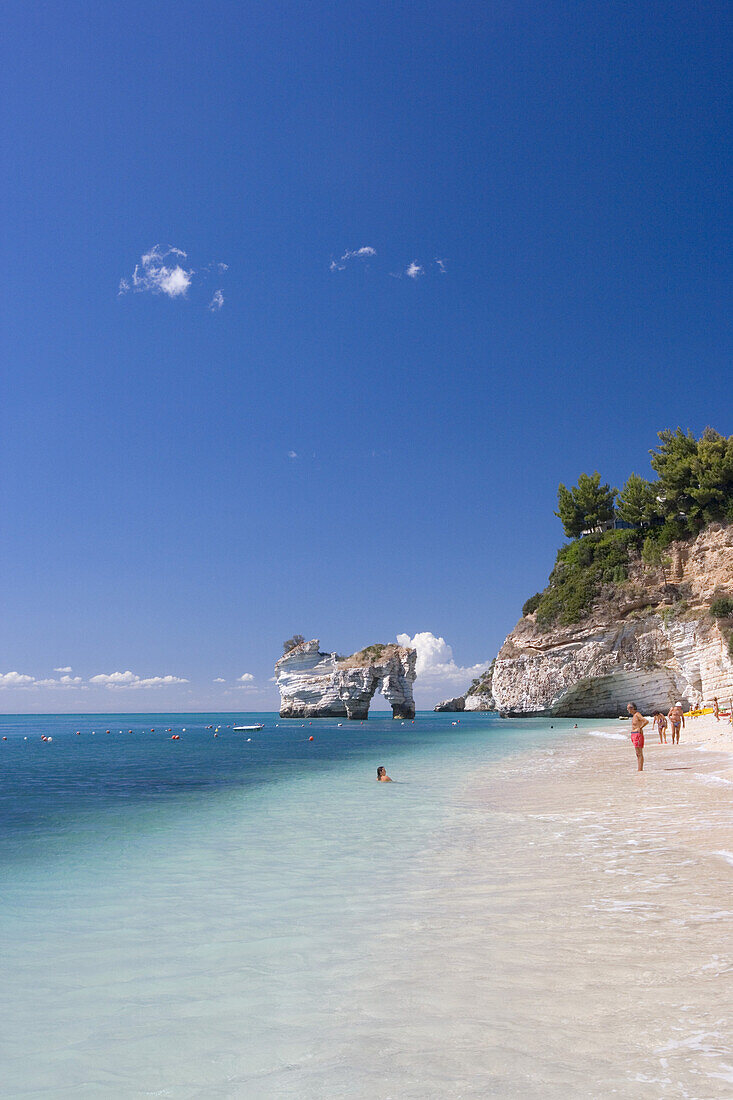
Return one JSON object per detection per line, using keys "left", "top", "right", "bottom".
{"left": 296, "top": 715, "right": 733, "bottom": 1100}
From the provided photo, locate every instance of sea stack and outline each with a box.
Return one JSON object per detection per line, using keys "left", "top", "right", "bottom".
{"left": 275, "top": 639, "right": 417, "bottom": 719}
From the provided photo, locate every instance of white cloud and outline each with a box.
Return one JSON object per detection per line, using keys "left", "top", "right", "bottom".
{"left": 54, "top": 666, "right": 73, "bottom": 673}
{"left": 396, "top": 632, "right": 490, "bottom": 695}
{"left": 287, "top": 450, "right": 298, "bottom": 459}
{"left": 35, "top": 675, "right": 83, "bottom": 689}
{"left": 330, "top": 245, "right": 376, "bottom": 271}
{"left": 405, "top": 261, "right": 424, "bottom": 279}
{"left": 0, "top": 671, "right": 35, "bottom": 688}
{"left": 213, "top": 677, "right": 226, "bottom": 683}
{"left": 89, "top": 670, "right": 189, "bottom": 690}
{"left": 238, "top": 673, "right": 254, "bottom": 682}
{"left": 119, "top": 245, "right": 193, "bottom": 300}
{"left": 435, "top": 258, "right": 447, "bottom": 273}
{"left": 209, "top": 289, "right": 224, "bottom": 311}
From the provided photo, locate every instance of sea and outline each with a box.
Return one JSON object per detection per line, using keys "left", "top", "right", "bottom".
{"left": 1, "top": 711, "right": 731, "bottom": 1098}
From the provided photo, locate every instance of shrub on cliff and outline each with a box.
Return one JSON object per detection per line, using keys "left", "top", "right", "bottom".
{"left": 710, "top": 597, "right": 733, "bottom": 619}
{"left": 534, "top": 530, "right": 635, "bottom": 627}
{"left": 522, "top": 593, "right": 542, "bottom": 617}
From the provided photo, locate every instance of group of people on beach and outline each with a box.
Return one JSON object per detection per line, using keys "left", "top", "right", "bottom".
{"left": 626, "top": 701, "right": 686, "bottom": 771}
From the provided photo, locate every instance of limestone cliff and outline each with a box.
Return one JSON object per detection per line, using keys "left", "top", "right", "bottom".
{"left": 493, "top": 524, "right": 733, "bottom": 717}
{"left": 276, "top": 639, "right": 416, "bottom": 719}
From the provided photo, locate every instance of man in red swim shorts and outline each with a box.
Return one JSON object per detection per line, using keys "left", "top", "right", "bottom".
{"left": 627, "top": 703, "right": 649, "bottom": 772}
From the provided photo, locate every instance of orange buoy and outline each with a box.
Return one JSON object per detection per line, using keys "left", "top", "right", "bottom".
{"left": 309, "top": 735, "right": 314, "bottom": 741}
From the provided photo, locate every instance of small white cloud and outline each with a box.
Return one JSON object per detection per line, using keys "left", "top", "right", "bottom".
{"left": 89, "top": 670, "right": 189, "bottom": 689}
{"left": 54, "top": 666, "right": 73, "bottom": 673}
{"left": 120, "top": 245, "right": 194, "bottom": 300}
{"left": 158, "top": 266, "right": 192, "bottom": 297}
{"left": 209, "top": 289, "right": 224, "bottom": 311}
{"left": 435, "top": 258, "right": 447, "bottom": 273}
{"left": 238, "top": 673, "right": 254, "bottom": 682}
{"left": 330, "top": 245, "right": 376, "bottom": 271}
{"left": 213, "top": 677, "right": 226, "bottom": 683}
{"left": 405, "top": 262, "right": 424, "bottom": 279}
{"left": 287, "top": 450, "right": 298, "bottom": 459}
{"left": 0, "top": 671, "right": 35, "bottom": 688}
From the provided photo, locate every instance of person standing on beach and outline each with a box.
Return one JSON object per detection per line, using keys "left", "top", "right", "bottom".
{"left": 714, "top": 697, "right": 720, "bottom": 721}
{"left": 627, "top": 703, "right": 648, "bottom": 771}
{"left": 667, "top": 702, "right": 685, "bottom": 744}
{"left": 653, "top": 711, "right": 668, "bottom": 743}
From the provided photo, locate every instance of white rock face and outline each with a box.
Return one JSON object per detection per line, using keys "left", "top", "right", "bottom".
{"left": 275, "top": 639, "right": 417, "bottom": 720}
{"left": 492, "top": 525, "right": 733, "bottom": 717}
{"left": 464, "top": 693, "right": 495, "bottom": 711}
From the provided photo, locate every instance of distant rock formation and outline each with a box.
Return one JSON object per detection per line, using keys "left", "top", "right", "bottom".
{"left": 434, "top": 695, "right": 465, "bottom": 712}
{"left": 492, "top": 525, "right": 733, "bottom": 717}
{"left": 275, "top": 639, "right": 417, "bottom": 719}
{"left": 434, "top": 663, "right": 495, "bottom": 712}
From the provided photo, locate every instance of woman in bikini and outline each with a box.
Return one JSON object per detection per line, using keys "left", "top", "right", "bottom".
{"left": 653, "top": 711, "right": 667, "bottom": 743}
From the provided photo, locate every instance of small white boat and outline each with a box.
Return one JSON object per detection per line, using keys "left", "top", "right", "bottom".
{"left": 233, "top": 723, "right": 264, "bottom": 731}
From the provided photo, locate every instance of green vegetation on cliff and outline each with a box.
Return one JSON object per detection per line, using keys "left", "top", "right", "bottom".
{"left": 533, "top": 530, "right": 636, "bottom": 627}
{"left": 526, "top": 427, "right": 733, "bottom": 628}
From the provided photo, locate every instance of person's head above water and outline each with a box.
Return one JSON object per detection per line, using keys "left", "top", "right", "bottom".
{"left": 376, "top": 765, "right": 392, "bottom": 782}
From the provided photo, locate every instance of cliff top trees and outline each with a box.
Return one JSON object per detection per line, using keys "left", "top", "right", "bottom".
{"left": 283, "top": 634, "right": 305, "bottom": 654}
{"left": 650, "top": 427, "right": 733, "bottom": 532}
{"left": 616, "top": 473, "right": 659, "bottom": 527}
{"left": 556, "top": 472, "right": 616, "bottom": 539}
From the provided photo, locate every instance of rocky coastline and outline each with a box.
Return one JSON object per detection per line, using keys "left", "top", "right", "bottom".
{"left": 436, "top": 524, "right": 733, "bottom": 718}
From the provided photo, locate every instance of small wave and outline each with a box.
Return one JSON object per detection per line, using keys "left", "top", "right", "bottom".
{"left": 714, "top": 850, "right": 733, "bottom": 867}
{"left": 586, "top": 730, "right": 627, "bottom": 741}
{"left": 695, "top": 774, "right": 733, "bottom": 786}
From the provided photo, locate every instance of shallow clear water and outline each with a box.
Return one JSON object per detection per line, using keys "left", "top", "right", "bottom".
{"left": 0, "top": 711, "right": 530, "bottom": 1096}
{"left": 1, "top": 712, "right": 730, "bottom": 1098}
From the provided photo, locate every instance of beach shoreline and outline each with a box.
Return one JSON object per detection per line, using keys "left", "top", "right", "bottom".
{"left": 319, "top": 714, "right": 733, "bottom": 1099}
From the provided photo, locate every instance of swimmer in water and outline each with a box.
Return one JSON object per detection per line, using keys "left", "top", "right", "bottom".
{"left": 376, "top": 765, "right": 392, "bottom": 782}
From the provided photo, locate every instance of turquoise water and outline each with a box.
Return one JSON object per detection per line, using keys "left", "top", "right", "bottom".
{"left": 0, "top": 710, "right": 551, "bottom": 1097}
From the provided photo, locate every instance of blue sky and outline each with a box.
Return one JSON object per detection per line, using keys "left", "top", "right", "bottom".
{"left": 2, "top": 1, "right": 730, "bottom": 711}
